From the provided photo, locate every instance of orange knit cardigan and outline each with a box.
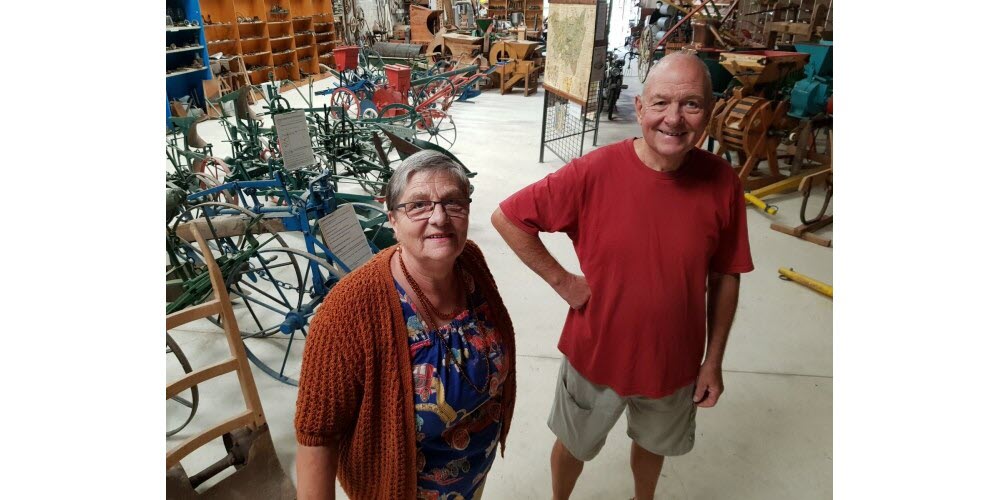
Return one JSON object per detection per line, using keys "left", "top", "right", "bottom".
{"left": 294, "top": 240, "right": 517, "bottom": 499}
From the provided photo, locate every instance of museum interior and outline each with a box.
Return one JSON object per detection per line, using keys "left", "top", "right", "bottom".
{"left": 165, "top": 0, "right": 833, "bottom": 498}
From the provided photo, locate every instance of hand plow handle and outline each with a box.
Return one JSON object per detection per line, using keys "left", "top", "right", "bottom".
{"left": 745, "top": 193, "right": 778, "bottom": 215}
{"left": 778, "top": 267, "right": 832, "bottom": 298}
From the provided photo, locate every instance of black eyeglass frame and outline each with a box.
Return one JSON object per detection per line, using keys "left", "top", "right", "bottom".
{"left": 391, "top": 198, "right": 473, "bottom": 221}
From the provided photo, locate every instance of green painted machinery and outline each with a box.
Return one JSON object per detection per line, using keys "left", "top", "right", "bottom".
{"left": 788, "top": 41, "right": 832, "bottom": 119}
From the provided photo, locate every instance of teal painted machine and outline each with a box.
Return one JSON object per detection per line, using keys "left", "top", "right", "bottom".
{"left": 788, "top": 41, "right": 832, "bottom": 119}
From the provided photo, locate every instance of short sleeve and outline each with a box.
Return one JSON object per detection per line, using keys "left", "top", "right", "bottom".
{"left": 498, "top": 160, "right": 586, "bottom": 236}
{"left": 294, "top": 292, "right": 365, "bottom": 447}
{"left": 710, "top": 174, "right": 755, "bottom": 274}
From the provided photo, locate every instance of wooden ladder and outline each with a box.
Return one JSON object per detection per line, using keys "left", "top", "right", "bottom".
{"left": 165, "top": 227, "right": 295, "bottom": 499}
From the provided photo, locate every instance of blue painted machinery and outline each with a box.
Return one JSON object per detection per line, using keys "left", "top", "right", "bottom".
{"left": 788, "top": 41, "right": 833, "bottom": 119}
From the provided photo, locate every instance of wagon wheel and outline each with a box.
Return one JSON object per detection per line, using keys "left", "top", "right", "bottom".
{"left": 193, "top": 157, "right": 232, "bottom": 186}
{"left": 166, "top": 332, "right": 199, "bottom": 437}
{"left": 415, "top": 76, "right": 458, "bottom": 112}
{"left": 168, "top": 202, "right": 321, "bottom": 386}
{"left": 416, "top": 109, "right": 458, "bottom": 150}
{"left": 638, "top": 25, "right": 655, "bottom": 83}
{"left": 232, "top": 247, "right": 345, "bottom": 386}
{"left": 377, "top": 102, "right": 418, "bottom": 128}
{"left": 330, "top": 87, "right": 362, "bottom": 120}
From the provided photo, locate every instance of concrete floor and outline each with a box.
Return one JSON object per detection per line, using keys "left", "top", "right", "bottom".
{"left": 167, "top": 65, "right": 832, "bottom": 499}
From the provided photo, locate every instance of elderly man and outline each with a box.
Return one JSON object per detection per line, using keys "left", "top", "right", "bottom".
{"left": 491, "top": 53, "right": 753, "bottom": 499}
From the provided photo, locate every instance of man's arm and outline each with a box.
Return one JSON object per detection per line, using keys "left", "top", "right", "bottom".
{"left": 491, "top": 208, "right": 591, "bottom": 309}
{"left": 296, "top": 442, "right": 339, "bottom": 499}
{"left": 693, "top": 272, "right": 741, "bottom": 407}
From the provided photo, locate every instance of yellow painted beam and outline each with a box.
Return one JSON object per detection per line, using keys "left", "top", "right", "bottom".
{"left": 747, "top": 167, "right": 824, "bottom": 200}
{"left": 745, "top": 193, "right": 778, "bottom": 214}
{"left": 778, "top": 267, "right": 832, "bottom": 298}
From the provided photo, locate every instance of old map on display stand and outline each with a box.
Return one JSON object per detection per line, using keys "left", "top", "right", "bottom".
{"left": 543, "top": 0, "right": 598, "bottom": 105}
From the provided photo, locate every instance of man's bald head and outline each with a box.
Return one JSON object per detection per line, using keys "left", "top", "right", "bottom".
{"left": 642, "top": 52, "right": 713, "bottom": 103}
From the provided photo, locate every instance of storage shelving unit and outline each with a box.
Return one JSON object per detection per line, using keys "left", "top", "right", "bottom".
{"left": 166, "top": 0, "right": 213, "bottom": 128}
{"left": 198, "top": 0, "right": 333, "bottom": 85}
{"left": 524, "top": 0, "right": 543, "bottom": 34}
{"left": 487, "top": 0, "right": 508, "bottom": 20}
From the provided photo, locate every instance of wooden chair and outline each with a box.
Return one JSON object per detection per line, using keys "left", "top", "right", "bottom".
{"left": 166, "top": 227, "right": 295, "bottom": 499}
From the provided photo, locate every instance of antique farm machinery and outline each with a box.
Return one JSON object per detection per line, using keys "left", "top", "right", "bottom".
{"left": 166, "top": 69, "right": 482, "bottom": 396}
{"left": 706, "top": 42, "right": 832, "bottom": 193}
{"left": 168, "top": 166, "right": 392, "bottom": 388}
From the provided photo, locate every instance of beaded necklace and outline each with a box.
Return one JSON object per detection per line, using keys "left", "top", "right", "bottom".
{"left": 398, "top": 249, "right": 491, "bottom": 394}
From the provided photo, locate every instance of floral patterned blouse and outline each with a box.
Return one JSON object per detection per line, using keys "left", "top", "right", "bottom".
{"left": 395, "top": 273, "right": 508, "bottom": 500}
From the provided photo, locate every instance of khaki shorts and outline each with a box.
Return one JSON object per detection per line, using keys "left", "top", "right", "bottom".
{"left": 547, "top": 357, "right": 697, "bottom": 461}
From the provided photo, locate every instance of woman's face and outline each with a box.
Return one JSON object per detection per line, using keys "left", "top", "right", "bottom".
{"left": 389, "top": 170, "right": 469, "bottom": 265}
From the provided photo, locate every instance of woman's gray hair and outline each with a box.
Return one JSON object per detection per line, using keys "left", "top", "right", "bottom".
{"left": 384, "top": 150, "right": 471, "bottom": 210}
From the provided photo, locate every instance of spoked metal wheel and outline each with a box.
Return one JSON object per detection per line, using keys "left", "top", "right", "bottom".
{"left": 227, "top": 247, "right": 346, "bottom": 386}
{"left": 416, "top": 109, "right": 458, "bottom": 149}
{"left": 415, "top": 76, "right": 457, "bottom": 113}
{"left": 166, "top": 333, "right": 199, "bottom": 437}
{"left": 330, "top": 87, "right": 362, "bottom": 120}
{"left": 377, "top": 103, "right": 418, "bottom": 128}
{"left": 638, "top": 25, "right": 655, "bottom": 83}
{"left": 169, "top": 202, "right": 309, "bottom": 385}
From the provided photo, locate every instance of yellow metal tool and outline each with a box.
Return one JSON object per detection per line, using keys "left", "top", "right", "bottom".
{"left": 778, "top": 267, "right": 832, "bottom": 298}
{"left": 745, "top": 193, "right": 778, "bottom": 215}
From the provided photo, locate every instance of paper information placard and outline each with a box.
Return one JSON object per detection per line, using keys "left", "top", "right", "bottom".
{"left": 273, "top": 110, "right": 316, "bottom": 171}
{"left": 317, "top": 204, "right": 375, "bottom": 273}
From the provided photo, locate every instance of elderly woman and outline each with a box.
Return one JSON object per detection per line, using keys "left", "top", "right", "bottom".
{"left": 295, "top": 150, "right": 517, "bottom": 499}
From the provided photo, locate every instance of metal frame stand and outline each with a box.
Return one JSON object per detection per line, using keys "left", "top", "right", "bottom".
{"left": 539, "top": 0, "right": 612, "bottom": 162}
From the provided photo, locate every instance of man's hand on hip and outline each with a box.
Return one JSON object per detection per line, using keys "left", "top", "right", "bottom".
{"left": 554, "top": 272, "right": 591, "bottom": 310}
{"left": 692, "top": 362, "right": 724, "bottom": 408}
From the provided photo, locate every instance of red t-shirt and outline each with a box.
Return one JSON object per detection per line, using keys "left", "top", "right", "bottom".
{"left": 500, "top": 139, "right": 754, "bottom": 398}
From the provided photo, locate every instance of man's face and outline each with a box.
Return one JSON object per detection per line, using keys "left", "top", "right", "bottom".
{"left": 634, "top": 61, "right": 712, "bottom": 162}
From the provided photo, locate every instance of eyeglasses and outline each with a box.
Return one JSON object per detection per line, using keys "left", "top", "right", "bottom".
{"left": 392, "top": 199, "right": 472, "bottom": 221}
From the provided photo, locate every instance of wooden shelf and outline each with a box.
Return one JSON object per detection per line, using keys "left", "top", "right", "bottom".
{"left": 166, "top": 45, "right": 205, "bottom": 54}
{"left": 166, "top": 25, "right": 202, "bottom": 32}
{"left": 174, "top": 0, "right": 334, "bottom": 91}
{"left": 167, "top": 66, "right": 207, "bottom": 78}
